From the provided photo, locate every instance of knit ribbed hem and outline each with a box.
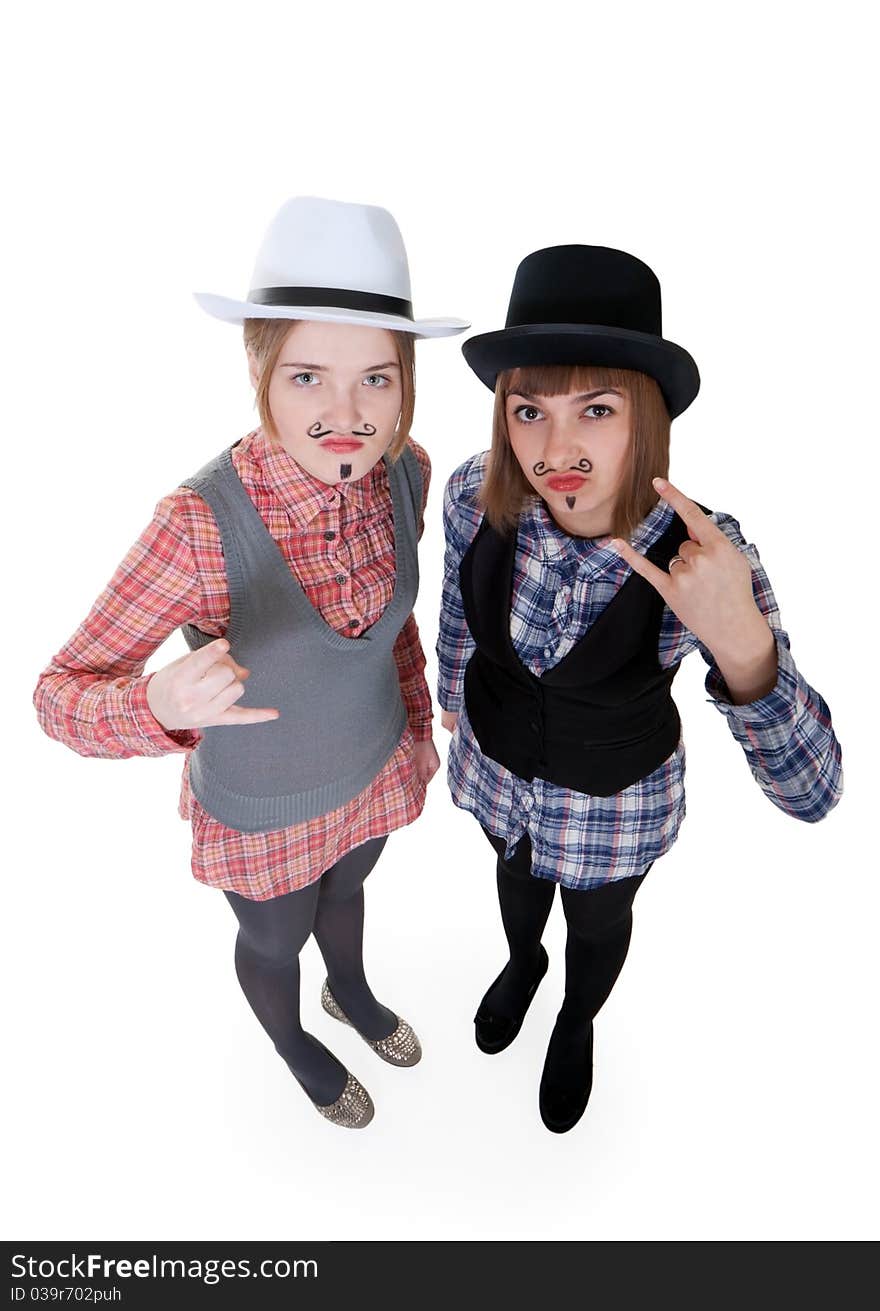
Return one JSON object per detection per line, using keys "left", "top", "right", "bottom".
{"left": 187, "top": 703, "right": 407, "bottom": 834}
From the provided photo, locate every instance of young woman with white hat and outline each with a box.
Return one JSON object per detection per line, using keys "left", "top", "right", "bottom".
{"left": 438, "top": 244, "right": 843, "bottom": 1133}
{"left": 34, "top": 196, "right": 468, "bottom": 1129}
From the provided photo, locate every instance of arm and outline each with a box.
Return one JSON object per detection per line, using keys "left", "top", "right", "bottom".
{"left": 393, "top": 615, "right": 432, "bottom": 742}
{"left": 697, "top": 530, "right": 842, "bottom": 824}
{"left": 392, "top": 439, "right": 433, "bottom": 742}
{"left": 436, "top": 455, "right": 484, "bottom": 717}
{"left": 33, "top": 494, "right": 206, "bottom": 759}
{"left": 645, "top": 494, "right": 843, "bottom": 824}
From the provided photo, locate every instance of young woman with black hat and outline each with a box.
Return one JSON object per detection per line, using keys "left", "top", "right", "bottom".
{"left": 438, "top": 244, "right": 842, "bottom": 1133}
{"left": 34, "top": 196, "right": 468, "bottom": 1130}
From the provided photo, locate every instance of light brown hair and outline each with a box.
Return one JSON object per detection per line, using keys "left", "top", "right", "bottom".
{"left": 242, "top": 318, "right": 416, "bottom": 460}
{"left": 480, "top": 364, "right": 670, "bottom": 540}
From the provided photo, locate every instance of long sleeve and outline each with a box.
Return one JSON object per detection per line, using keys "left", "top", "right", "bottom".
{"left": 33, "top": 495, "right": 203, "bottom": 759}
{"left": 659, "top": 512, "right": 843, "bottom": 823}
{"left": 393, "top": 614, "right": 432, "bottom": 741}
{"left": 391, "top": 438, "right": 433, "bottom": 740}
{"left": 436, "top": 455, "right": 485, "bottom": 712}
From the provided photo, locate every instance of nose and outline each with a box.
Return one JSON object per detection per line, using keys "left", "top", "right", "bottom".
{"left": 323, "top": 385, "right": 362, "bottom": 434}
{"left": 541, "top": 415, "right": 584, "bottom": 469}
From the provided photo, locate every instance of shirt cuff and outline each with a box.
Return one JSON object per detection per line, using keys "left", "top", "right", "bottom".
{"left": 705, "top": 636, "right": 800, "bottom": 727}
{"left": 408, "top": 716, "right": 434, "bottom": 743}
{"left": 397, "top": 673, "right": 433, "bottom": 743}
{"left": 127, "top": 676, "right": 202, "bottom": 753}
{"left": 437, "top": 677, "right": 465, "bottom": 713}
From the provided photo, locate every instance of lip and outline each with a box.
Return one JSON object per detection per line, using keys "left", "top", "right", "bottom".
{"left": 546, "top": 475, "right": 588, "bottom": 492}
{"left": 320, "top": 439, "right": 365, "bottom": 453}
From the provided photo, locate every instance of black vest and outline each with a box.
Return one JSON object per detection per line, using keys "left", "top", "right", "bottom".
{"left": 459, "top": 507, "right": 705, "bottom": 796}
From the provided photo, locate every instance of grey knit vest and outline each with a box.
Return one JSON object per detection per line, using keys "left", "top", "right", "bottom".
{"left": 179, "top": 441, "right": 422, "bottom": 833}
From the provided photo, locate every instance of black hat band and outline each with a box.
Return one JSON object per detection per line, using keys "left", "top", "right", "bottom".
{"left": 249, "top": 286, "right": 414, "bottom": 319}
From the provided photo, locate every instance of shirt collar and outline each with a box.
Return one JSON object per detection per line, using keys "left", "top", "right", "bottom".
{"left": 249, "top": 428, "right": 377, "bottom": 530}
{"left": 521, "top": 493, "right": 675, "bottom": 574}
{"left": 629, "top": 497, "right": 675, "bottom": 552}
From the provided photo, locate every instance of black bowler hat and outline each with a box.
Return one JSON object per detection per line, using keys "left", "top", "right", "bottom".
{"left": 462, "top": 245, "right": 700, "bottom": 419}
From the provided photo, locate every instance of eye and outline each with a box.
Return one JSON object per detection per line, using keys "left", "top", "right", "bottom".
{"left": 584, "top": 404, "right": 614, "bottom": 419}
{"left": 511, "top": 404, "right": 543, "bottom": 423}
{"left": 291, "top": 372, "right": 318, "bottom": 386}
{"left": 363, "top": 374, "right": 391, "bottom": 388}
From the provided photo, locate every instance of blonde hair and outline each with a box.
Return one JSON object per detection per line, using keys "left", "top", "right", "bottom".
{"left": 242, "top": 318, "right": 416, "bottom": 460}
{"left": 480, "top": 363, "right": 670, "bottom": 539}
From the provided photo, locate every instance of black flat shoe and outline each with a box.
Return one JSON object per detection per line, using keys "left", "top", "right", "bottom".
{"left": 539, "top": 1019, "right": 593, "bottom": 1134}
{"left": 474, "top": 944, "right": 549, "bottom": 1054}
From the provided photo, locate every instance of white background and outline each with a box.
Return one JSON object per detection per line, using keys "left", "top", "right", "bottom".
{"left": 4, "top": 0, "right": 876, "bottom": 1241}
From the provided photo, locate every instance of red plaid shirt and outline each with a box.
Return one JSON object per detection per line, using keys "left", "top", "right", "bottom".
{"left": 33, "top": 429, "right": 433, "bottom": 900}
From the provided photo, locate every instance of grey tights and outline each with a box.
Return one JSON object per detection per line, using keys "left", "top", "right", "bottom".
{"left": 224, "top": 836, "right": 395, "bottom": 1106}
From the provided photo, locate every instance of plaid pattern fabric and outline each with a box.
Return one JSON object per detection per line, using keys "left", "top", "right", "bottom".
{"left": 438, "top": 451, "right": 843, "bottom": 889}
{"left": 34, "top": 429, "right": 433, "bottom": 900}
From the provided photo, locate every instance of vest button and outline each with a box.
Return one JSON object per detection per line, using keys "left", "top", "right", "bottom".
{"left": 529, "top": 720, "right": 539, "bottom": 732}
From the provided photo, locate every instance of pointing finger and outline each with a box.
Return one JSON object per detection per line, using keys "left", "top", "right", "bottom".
{"left": 213, "top": 705, "right": 280, "bottom": 726}
{"left": 608, "top": 536, "right": 672, "bottom": 600}
{"left": 653, "top": 477, "right": 720, "bottom": 544}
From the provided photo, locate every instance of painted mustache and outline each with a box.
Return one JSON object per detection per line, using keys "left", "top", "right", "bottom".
{"left": 532, "top": 457, "right": 593, "bottom": 476}
{"left": 308, "top": 421, "right": 377, "bottom": 439}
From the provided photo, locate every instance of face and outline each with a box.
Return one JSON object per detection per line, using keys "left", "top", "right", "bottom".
{"left": 505, "top": 385, "right": 632, "bottom": 534}
{"left": 251, "top": 320, "right": 403, "bottom": 485}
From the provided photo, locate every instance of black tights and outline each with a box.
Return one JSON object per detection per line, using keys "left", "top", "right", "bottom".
{"left": 481, "top": 827, "right": 651, "bottom": 1037}
{"left": 224, "top": 836, "right": 394, "bottom": 1106}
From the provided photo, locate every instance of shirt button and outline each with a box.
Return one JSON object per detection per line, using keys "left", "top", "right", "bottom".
{"left": 324, "top": 530, "right": 336, "bottom": 541}
{"left": 335, "top": 573, "right": 347, "bottom": 585}
{"left": 348, "top": 618, "right": 360, "bottom": 629}
{"left": 543, "top": 647, "right": 551, "bottom": 658}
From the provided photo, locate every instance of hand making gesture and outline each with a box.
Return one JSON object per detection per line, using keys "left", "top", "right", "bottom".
{"left": 610, "top": 477, "right": 778, "bottom": 705}
{"left": 146, "top": 637, "right": 280, "bottom": 730}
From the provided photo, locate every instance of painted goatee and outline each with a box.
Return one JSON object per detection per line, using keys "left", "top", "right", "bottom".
{"left": 565, "top": 496, "right": 577, "bottom": 509}
{"left": 340, "top": 463, "right": 352, "bottom": 480}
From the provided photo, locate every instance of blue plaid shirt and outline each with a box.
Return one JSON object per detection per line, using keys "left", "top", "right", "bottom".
{"left": 437, "top": 451, "right": 843, "bottom": 889}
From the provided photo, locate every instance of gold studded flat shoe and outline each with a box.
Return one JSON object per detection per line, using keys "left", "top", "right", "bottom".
{"left": 309, "top": 1070, "right": 375, "bottom": 1129}
{"left": 321, "top": 979, "right": 422, "bottom": 1067}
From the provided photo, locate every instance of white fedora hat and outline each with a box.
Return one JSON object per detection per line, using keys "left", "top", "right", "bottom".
{"left": 194, "top": 195, "right": 469, "bottom": 339}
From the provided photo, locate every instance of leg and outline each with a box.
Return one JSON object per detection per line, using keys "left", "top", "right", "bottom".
{"left": 540, "top": 864, "right": 652, "bottom": 1132}
{"left": 481, "top": 827, "right": 556, "bottom": 1013}
{"left": 224, "top": 880, "right": 349, "bottom": 1106}
{"left": 312, "top": 836, "right": 396, "bottom": 1041}
{"left": 558, "top": 866, "right": 651, "bottom": 1035}
{"left": 474, "top": 828, "right": 556, "bottom": 1052}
